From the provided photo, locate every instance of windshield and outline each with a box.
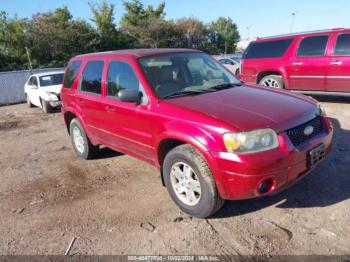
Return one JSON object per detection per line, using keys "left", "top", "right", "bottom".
{"left": 139, "top": 52, "right": 242, "bottom": 98}
{"left": 39, "top": 73, "right": 64, "bottom": 87}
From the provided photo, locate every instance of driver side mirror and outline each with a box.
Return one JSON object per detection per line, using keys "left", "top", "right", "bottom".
{"left": 118, "top": 89, "right": 142, "bottom": 104}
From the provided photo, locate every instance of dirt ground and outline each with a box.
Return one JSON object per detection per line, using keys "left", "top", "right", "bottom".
{"left": 0, "top": 97, "right": 349, "bottom": 256}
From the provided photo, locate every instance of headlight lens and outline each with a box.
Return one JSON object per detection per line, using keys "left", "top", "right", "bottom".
{"left": 317, "top": 103, "right": 327, "bottom": 116}
{"left": 223, "top": 128, "right": 279, "bottom": 154}
{"left": 47, "top": 92, "right": 58, "bottom": 100}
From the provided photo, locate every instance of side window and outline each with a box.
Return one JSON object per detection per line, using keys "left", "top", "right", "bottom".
{"left": 30, "top": 76, "right": 38, "bottom": 86}
{"left": 64, "top": 60, "right": 82, "bottom": 88}
{"left": 80, "top": 60, "right": 104, "bottom": 94}
{"left": 334, "top": 34, "right": 350, "bottom": 55}
{"left": 107, "top": 60, "right": 139, "bottom": 98}
{"left": 28, "top": 77, "right": 34, "bottom": 85}
{"left": 243, "top": 39, "right": 293, "bottom": 59}
{"left": 297, "top": 36, "right": 328, "bottom": 57}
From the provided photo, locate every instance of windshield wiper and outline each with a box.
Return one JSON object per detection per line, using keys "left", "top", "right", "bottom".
{"left": 208, "top": 82, "right": 242, "bottom": 91}
{"left": 161, "top": 90, "right": 207, "bottom": 99}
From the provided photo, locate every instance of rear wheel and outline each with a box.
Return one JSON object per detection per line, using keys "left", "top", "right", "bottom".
{"left": 259, "top": 75, "right": 284, "bottom": 89}
{"left": 163, "top": 144, "right": 224, "bottom": 218}
{"left": 69, "top": 118, "right": 98, "bottom": 159}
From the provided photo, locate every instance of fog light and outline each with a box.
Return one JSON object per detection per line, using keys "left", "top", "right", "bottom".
{"left": 258, "top": 178, "right": 275, "bottom": 194}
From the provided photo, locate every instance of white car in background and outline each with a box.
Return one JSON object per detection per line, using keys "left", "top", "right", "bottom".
{"left": 24, "top": 71, "right": 64, "bottom": 113}
{"left": 215, "top": 55, "right": 241, "bottom": 76}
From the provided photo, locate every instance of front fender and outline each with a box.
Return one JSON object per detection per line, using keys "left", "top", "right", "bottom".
{"left": 155, "top": 121, "right": 227, "bottom": 198}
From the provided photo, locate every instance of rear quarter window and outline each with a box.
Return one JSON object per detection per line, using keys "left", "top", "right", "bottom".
{"left": 63, "top": 60, "right": 82, "bottom": 88}
{"left": 243, "top": 39, "right": 293, "bottom": 59}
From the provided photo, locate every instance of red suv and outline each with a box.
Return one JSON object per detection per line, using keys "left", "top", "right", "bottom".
{"left": 240, "top": 28, "right": 350, "bottom": 94}
{"left": 61, "top": 49, "right": 333, "bottom": 218}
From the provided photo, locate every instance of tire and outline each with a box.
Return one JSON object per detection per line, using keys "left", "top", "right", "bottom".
{"left": 41, "top": 100, "right": 52, "bottom": 113}
{"left": 259, "top": 75, "right": 284, "bottom": 89}
{"left": 163, "top": 144, "right": 224, "bottom": 218}
{"left": 69, "top": 118, "right": 99, "bottom": 159}
{"left": 26, "top": 94, "right": 34, "bottom": 108}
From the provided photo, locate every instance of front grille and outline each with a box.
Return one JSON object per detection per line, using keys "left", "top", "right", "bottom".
{"left": 286, "top": 116, "right": 324, "bottom": 146}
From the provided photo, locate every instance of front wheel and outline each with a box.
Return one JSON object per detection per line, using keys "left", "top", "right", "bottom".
{"left": 41, "top": 100, "right": 52, "bottom": 113}
{"left": 259, "top": 75, "right": 284, "bottom": 89}
{"left": 69, "top": 118, "right": 99, "bottom": 159}
{"left": 163, "top": 144, "right": 224, "bottom": 218}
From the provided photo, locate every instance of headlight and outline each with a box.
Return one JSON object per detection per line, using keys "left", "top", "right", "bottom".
{"left": 47, "top": 92, "right": 58, "bottom": 100}
{"left": 223, "top": 128, "right": 279, "bottom": 154}
{"left": 317, "top": 103, "right": 327, "bottom": 116}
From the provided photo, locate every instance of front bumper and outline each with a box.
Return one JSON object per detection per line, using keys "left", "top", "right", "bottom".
{"left": 210, "top": 117, "right": 333, "bottom": 200}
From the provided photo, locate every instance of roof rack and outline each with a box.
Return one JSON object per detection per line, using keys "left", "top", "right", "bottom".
{"left": 257, "top": 28, "right": 347, "bottom": 40}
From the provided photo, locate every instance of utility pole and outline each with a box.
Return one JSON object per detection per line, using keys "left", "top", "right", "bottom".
{"left": 290, "top": 12, "right": 297, "bottom": 33}
{"left": 224, "top": 22, "right": 228, "bottom": 55}
{"left": 25, "top": 47, "right": 33, "bottom": 74}
{"left": 246, "top": 25, "right": 251, "bottom": 40}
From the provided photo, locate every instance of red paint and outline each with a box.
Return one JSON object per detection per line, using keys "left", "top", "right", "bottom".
{"left": 61, "top": 49, "right": 333, "bottom": 200}
{"left": 240, "top": 28, "right": 350, "bottom": 93}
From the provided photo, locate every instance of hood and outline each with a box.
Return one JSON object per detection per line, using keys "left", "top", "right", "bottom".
{"left": 41, "top": 84, "right": 62, "bottom": 94}
{"left": 165, "top": 85, "right": 318, "bottom": 133}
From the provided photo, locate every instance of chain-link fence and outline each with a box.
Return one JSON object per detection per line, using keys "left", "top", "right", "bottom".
{"left": 0, "top": 68, "right": 64, "bottom": 106}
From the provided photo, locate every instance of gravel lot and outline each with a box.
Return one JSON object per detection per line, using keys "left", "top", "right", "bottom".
{"left": 0, "top": 97, "right": 349, "bottom": 256}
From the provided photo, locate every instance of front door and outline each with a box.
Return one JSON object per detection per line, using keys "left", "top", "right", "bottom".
{"left": 287, "top": 35, "right": 329, "bottom": 91}
{"left": 101, "top": 59, "right": 155, "bottom": 162}
{"left": 26, "top": 76, "right": 41, "bottom": 107}
{"left": 326, "top": 33, "right": 350, "bottom": 92}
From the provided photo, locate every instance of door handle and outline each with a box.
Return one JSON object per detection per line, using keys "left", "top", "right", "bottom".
{"left": 292, "top": 61, "right": 303, "bottom": 65}
{"left": 105, "top": 106, "right": 116, "bottom": 112}
{"left": 330, "top": 61, "right": 343, "bottom": 65}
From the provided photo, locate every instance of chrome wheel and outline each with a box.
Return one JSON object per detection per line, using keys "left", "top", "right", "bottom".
{"left": 72, "top": 126, "right": 85, "bottom": 154}
{"left": 170, "top": 162, "right": 201, "bottom": 206}
{"left": 261, "top": 78, "right": 281, "bottom": 88}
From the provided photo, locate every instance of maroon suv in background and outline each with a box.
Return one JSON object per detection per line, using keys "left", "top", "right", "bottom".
{"left": 240, "top": 28, "right": 350, "bottom": 94}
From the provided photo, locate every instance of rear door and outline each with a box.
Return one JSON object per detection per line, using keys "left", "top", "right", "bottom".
{"left": 326, "top": 33, "right": 350, "bottom": 92}
{"left": 76, "top": 59, "right": 107, "bottom": 143}
{"left": 287, "top": 35, "right": 329, "bottom": 91}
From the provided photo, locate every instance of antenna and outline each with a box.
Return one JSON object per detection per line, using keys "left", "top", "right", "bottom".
{"left": 246, "top": 25, "right": 251, "bottom": 40}
{"left": 290, "top": 12, "right": 298, "bottom": 33}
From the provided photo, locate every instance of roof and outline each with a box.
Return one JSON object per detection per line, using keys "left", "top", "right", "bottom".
{"left": 31, "top": 70, "right": 65, "bottom": 77}
{"left": 74, "top": 48, "right": 202, "bottom": 59}
{"left": 257, "top": 28, "right": 349, "bottom": 41}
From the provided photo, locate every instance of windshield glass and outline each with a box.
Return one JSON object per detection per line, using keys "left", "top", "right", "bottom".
{"left": 139, "top": 52, "right": 241, "bottom": 98}
{"left": 39, "top": 73, "right": 64, "bottom": 87}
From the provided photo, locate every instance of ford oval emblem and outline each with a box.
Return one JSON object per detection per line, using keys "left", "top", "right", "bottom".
{"left": 304, "top": 125, "right": 314, "bottom": 136}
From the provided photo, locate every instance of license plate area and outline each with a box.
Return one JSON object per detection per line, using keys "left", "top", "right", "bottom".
{"left": 308, "top": 143, "right": 326, "bottom": 167}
